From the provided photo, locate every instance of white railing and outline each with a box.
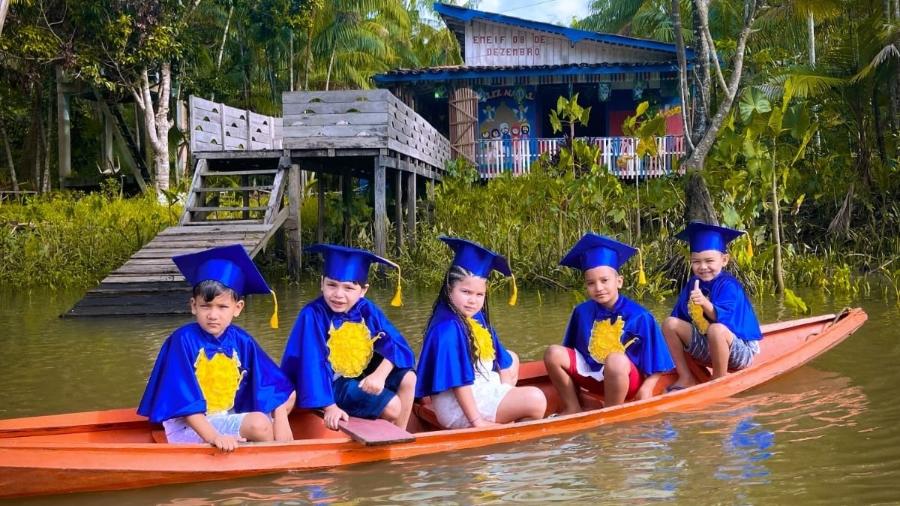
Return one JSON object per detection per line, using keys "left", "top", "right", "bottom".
{"left": 476, "top": 136, "right": 685, "bottom": 179}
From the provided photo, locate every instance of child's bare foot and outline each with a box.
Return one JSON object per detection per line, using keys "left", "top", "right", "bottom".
{"left": 666, "top": 376, "right": 697, "bottom": 392}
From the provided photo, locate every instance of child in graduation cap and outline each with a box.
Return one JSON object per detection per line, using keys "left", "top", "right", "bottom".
{"left": 663, "top": 222, "right": 762, "bottom": 389}
{"left": 416, "top": 237, "right": 547, "bottom": 429}
{"left": 138, "top": 244, "right": 296, "bottom": 452}
{"left": 544, "top": 234, "right": 674, "bottom": 412}
{"left": 281, "top": 244, "right": 416, "bottom": 431}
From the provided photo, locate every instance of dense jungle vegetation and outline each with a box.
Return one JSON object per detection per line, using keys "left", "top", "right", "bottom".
{"left": 0, "top": 1, "right": 897, "bottom": 309}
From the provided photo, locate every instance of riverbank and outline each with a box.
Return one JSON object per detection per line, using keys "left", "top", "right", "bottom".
{"left": 2, "top": 171, "right": 897, "bottom": 308}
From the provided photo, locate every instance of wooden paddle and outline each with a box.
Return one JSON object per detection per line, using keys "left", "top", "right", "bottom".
{"left": 337, "top": 416, "right": 416, "bottom": 446}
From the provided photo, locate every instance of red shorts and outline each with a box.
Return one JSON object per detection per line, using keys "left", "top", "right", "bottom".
{"left": 566, "top": 348, "right": 641, "bottom": 398}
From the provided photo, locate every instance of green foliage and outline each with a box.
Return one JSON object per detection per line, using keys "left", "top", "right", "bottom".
{"left": 0, "top": 190, "right": 176, "bottom": 288}
{"left": 622, "top": 101, "right": 681, "bottom": 158}
{"left": 549, "top": 93, "right": 591, "bottom": 140}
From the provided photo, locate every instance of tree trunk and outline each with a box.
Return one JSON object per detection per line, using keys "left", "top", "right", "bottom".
{"left": 30, "top": 87, "right": 42, "bottom": 190}
{"left": 681, "top": 0, "right": 758, "bottom": 172}
{"left": 873, "top": 83, "right": 887, "bottom": 161}
{"left": 0, "top": 0, "right": 9, "bottom": 38}
{"left": 807, "top": 12, "right": 816, "bottom": 67}
{"left": 0, "top": 119, "right": 19, "bottom": 192}
{"left": 691, "top": 0, "right": 711, "bottom": 145}
{"left": 304, "top": 25, "right": 313, "bottom": 90}
{"left": 216, "top": 5, "right": 233, "bottom": 70}
{"left": 684, "top": 170, "right": 718, "bottom": 224}
{"left": 132, "top": 64, "right": 173, "bottom": 193}
{"left": 325, "top": 49, "right": 335, "bottom": 91}
{"left": 289, "top": 30, "right": 295, "bottom": 92}
{"left": 42, "top": 82, "right": 52, "bottom": 193}
{"left": 771, "top": 152, "right": 785, "bottom": 294}
{"left": 671, "top": 0, "right": 695, "bottom": 151}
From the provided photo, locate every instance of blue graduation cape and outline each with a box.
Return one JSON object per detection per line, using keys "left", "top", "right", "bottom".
{"left": 562, "top": 295, "right": 675, "bottom": 376}
{"left": 281, "top": 296, "right": 414, "bottom": 409}
{"left": 415, "top": 301, "right": 513, "bottom": 397}
{"left": 137, "top": 323, "right": 294, "bottom": 423}
{"left": 671, "top": 271, "right": 762, "bottom": 342}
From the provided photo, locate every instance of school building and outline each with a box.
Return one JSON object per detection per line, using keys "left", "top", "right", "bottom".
{"left": 374, "top": 3, "right": 694, "bottom": 178}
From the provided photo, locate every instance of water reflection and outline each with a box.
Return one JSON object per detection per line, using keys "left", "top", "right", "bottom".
{"left": 2, "top": 285, "right": 899, "bottom": 504}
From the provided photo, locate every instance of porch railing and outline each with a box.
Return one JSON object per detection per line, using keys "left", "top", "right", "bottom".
{"left": 476, "top": 136, "right": 685, "bottom": 179}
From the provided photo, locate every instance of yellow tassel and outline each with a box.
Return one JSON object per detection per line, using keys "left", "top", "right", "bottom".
{"left": 746, "top": 234, "right": 754, "bottom": 259}
{"left": 508, "top": 274, "right": 518, "bottom": 306}
{"left": 269, "top": 290, "right": 279, "bottom": 329}
{"left": 390, "top": 267, "right": 403, "bottom": 307}
{"left": 638, "top": 249, "right": 648, "bottom": 285}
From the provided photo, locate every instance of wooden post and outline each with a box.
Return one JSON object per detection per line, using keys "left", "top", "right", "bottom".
{"left": 317, "top": 173, "right": 326, "bottom": 243}
{"left": 175, "top": 99, "right": 188, "bottom": 182}
{"left": 286, "top": 163, "right": 302, "bottom": 278}
{"left": 239, "top": 174, "right": 250, "bottom": 220}
{"left": 55, "top": 66, "right": 71, "bottom": 180}
{"left": 374, "top": 158, "right": 387, "bottom": 257}
{"left": 394, "top": 164, "right": 404, "bottom": 251}
{"left": 101, "top": 107, "right": 114, "bottom": 173}
{"left": 406, "top": 168, "right": 416, "bottom": 246}
{"left": 341, "top": 174, "right": 352, "bottom": 245}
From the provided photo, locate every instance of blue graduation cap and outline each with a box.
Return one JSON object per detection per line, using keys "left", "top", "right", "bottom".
{"left": 172, "top": 244, "right": 280, "bottom": 328}
{"left": 675, "top": 222, "right": 745, "bottom": 253}
{"left": 559, "top": 233, "right": 637, "bottom": 272}
{"left": 439, "top": 236, "right": 517, "bottom": 305}
{"left": 305, "top": 244, "right": 403, "bottom": 307}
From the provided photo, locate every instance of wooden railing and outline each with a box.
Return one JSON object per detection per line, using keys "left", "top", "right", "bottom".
{"left": 282, "top": 89, "right": 451, "bottom": 171}
{"left": 189, "top": 96, "right": 283, "bottom": 153}
{"left": 476, "top": 136, "right": 685, "bottom": 179}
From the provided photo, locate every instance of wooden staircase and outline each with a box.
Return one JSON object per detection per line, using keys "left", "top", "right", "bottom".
{"left": 67, "top": 157, "right": 289, "bottom": 317}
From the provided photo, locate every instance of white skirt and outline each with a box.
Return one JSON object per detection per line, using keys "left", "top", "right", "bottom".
{"left": 431, "top": 359, "right": 513, "bottom": 429}
{"left": 573, "top": 349, "right": 605, "bottom": 382}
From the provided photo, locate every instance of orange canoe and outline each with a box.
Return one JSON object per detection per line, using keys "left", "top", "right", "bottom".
{"left": 0, "top": 309, "right": 867, "bottom": 499}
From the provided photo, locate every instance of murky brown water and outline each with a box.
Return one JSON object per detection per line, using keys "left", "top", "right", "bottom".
{"left": 1, "top": 282, "right": 898, "bottom": 505}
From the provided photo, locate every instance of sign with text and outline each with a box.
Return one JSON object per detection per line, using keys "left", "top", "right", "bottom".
{"left": 464, "top": 21, "right": 656, "bottom": 67}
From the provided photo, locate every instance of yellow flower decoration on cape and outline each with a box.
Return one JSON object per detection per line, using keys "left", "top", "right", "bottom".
{"left": 588, "top": 317, "right": 635, "bottom": 364}
{"left": 327, "top": 319, "right": 378, "bottom": 378}
{"left": 689, "top": 300, "right": 710, "bottom": 334}
{"left": 194, "top": 348, "right": 244, "bottom": 414}
{"left": 467, "top": 317, "right": 495, "bottom": 362}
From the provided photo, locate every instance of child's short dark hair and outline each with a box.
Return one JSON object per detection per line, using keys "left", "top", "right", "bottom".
{"left": 322, "top": 275, "right": 368, "bottom": 287}
{"left": 192, "top": 280, "right": 241, "bottom": 302}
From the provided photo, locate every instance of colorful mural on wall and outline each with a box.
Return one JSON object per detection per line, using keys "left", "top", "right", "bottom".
{"left": 477, "top": 85, "right": 537, "bottom": 172}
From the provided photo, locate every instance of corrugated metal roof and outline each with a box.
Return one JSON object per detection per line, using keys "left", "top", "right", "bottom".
{"left": 374, "top": 62, "right": 686, "bottom": 85}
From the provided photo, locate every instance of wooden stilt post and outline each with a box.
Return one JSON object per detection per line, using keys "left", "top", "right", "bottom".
{"left": 406, "top": 168, "right": 417, "bottom": 246}
{"left": 286, "top": 161, "right": 302, "bottom": 278}
{"left": 241, "top": 175, "right": 250, "bottom": 220}
{"left": 374, "top": 157, "right": 387, "bottom": 257}
{"left": 341, "top": 174, "right": 352, "bottom": 245}
{"left": 317, "top": 173, "right": 326, "bottom": 243}
{"left": 394, "top": 163, "right": 404, "bottom": 252}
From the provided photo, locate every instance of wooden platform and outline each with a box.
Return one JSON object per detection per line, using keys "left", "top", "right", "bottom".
{"left": 66, "top": 224, "right": 278, "bottom": 316}
{"left": 66, "top": 153, "right": 290, "bottom": 317}
{"left": 67, "top": 91, "right": 449, "bottom": 317}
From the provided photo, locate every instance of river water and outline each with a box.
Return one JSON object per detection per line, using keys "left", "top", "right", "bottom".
{"left": 1, "top": 282, "right": 898, "bottom": 505}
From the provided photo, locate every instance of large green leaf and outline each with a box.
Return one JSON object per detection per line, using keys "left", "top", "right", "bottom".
{"left": 739, "top": 88, "right": 772, "bottom": 122}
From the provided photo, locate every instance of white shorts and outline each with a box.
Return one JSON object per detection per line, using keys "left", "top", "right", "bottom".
{"left": 431, "top": 360, "right": 513, "bottom": 429}
{"left": 162, "top": 412, "right": 247, "bottom": 444}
